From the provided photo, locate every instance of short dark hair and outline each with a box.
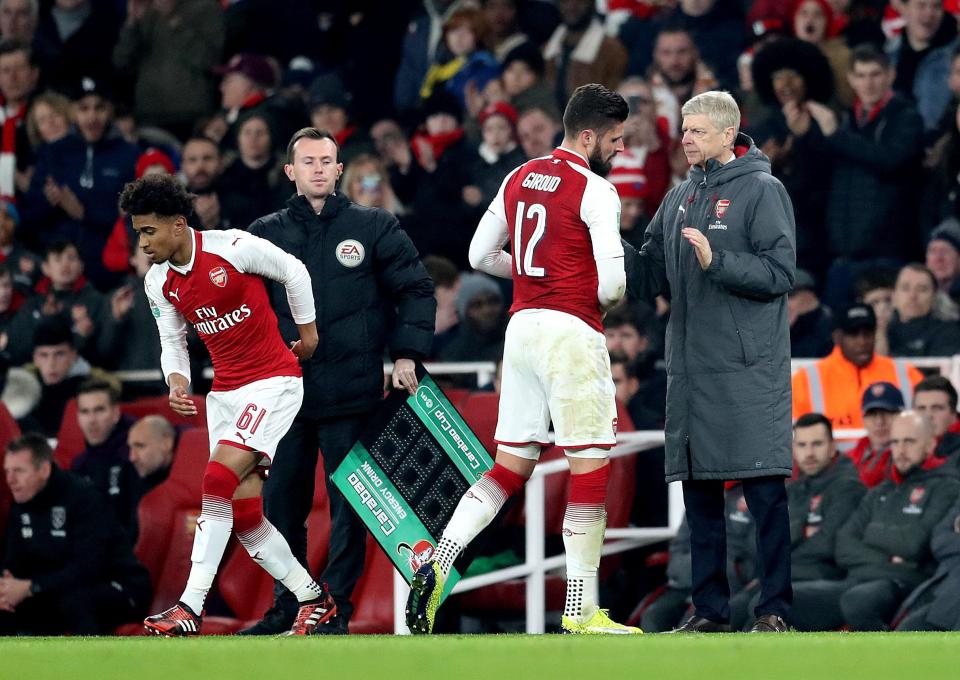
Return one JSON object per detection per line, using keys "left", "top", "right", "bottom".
{"left": 603, "top": 305, "right": 647, "bottom": 335}
{"left": 794, "top": 412, "right": 833, "bottom": 439}
{"left": 422, "top": 255, "right": 459, "bottom": 288}
{"left": 183, "top": 135, "right": 221, "bottom": 154}
{"left": 850, "top": 44, "right": 890, "bottom": 71}
{"left": 77, "top": 377, "right": 120, "bottom": 405}
{"left": 6, "top": 432, "right": 54, "bottom": 468}
{"left": 562, "top": 84, "right": 628, "bottom": 141}
{"left": 44, "top": 239, "right": 79, "bottom": 259}
{"left": 915, "top": 376, "right": 959, "bottom": 412}
{"left": 609, "top": 352, "right": 638, "bottom": 379}
{"left": 119, "top": 174, "right": 195, "bottom": 218}
{"left": 286, "top": 126, "right": 340, "bottom": 164}
{"left": 855, "top": 266, "right": 897, "bottom": 299}
{"left": 0, "top": 38, "right": 36, "bottom": 67}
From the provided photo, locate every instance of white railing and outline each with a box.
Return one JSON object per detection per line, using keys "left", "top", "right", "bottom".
{"left": 392, "top": 430, "right": 682, "bottom": 634}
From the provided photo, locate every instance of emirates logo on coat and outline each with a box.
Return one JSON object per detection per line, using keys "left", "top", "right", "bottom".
{"left": 209, "top": 266, "right": 228, "bottom": 288}
{"left": 715, "top": 199, "right": 730, "bottom": 218}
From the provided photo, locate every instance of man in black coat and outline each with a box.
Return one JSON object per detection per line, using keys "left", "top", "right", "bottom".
{"left": 0, "top": 433, "right": 151, "bottom": 635}
{"left": 243, "top": 127, "right": 435, "bottom": 634}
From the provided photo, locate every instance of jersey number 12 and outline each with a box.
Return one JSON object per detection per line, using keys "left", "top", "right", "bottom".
{"left": 513, "top": 201, "right": 546, "bottom": 278}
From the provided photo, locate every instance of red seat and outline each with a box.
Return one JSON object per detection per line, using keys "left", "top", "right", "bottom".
{"left": 0, "top": 402, "right": 20, "bottom": 534}
{"left": 459, "top": 391, "right": 500, "bottom": 456}
{"left": 348, "top": 535, "right": 396, "bottom": 634}
{"left": 120, "top": 395, "right": 207, "bottom": 427}
{"left": 53, "top": 398, "right": 84, "bottom": 470}
{"left": 442, "top": 387, "right": 471, "bottom": 411}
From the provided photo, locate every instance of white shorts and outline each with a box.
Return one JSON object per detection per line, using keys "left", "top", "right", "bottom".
{"left": 495, "top": 309, "right": 617, "bottom": 459}
{"left": 205, "top": 375, "right": 303, "bottom": 466}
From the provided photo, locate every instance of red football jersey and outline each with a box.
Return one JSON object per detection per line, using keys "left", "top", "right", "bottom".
{"left": 145, "top": 229, "right": 315, "bottom": 391}
{"left": 488, "top": 148, "right": 622, "bottom": 332}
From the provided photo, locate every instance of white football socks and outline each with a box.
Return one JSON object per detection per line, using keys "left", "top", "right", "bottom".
{"left": 237, "top": 518, "right": 324, "bottom": 603}
{"left": 562, "top": 503, "right": 606, "bottom": 621}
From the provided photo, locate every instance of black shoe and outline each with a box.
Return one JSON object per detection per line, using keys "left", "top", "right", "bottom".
{"left": 238, "top": 599, "right": 298, "bottom": 635}
{"left": 750, "top": 614, "right": 789, "bottom": 633}
{"left": 312, "top": 611, "right": 349, "bottom": 635}
{"left": 667, "top": 615, "right": 732, "bottom": 633}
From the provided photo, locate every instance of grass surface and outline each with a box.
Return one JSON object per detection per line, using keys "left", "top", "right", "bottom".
{"left": 3, "top": 633, "right": 960, "bottom": 680}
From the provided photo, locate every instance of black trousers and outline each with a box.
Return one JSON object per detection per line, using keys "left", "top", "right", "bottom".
{"left": 682, "top": 477, "right": 792, "bottom": 623}
{"left": 0, "top": 581, "right": 149, "bottom": 635}
{"left": 263, "top": 412, "right": 370, "bottom": 622}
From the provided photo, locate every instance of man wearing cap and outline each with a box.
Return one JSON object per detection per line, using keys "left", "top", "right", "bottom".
{"left": 307, "top": 72, "right": 373, "bottom": 166}
{"left": 437, "top": 272, "right": 506, "bottom": 369}
{"left": 791, "top": 410, "right": 959, "bottom": 630}
{"left": 792, "top": 302, "right": 923, "bottom": 429}
{"left": 925, "top": 218, "right": 960, "bottom": 303}
{"left": 846, "top": 381, "right": 905, "bottom": 487}
{"left": 19, "top": 75, "right": 138, "bottom": 290}
{"left": 788, "top": 269, "right": 833, "bottom": 358}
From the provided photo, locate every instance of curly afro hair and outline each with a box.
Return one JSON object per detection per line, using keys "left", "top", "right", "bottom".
{"left": 751, "top": 37, "right": 834, "bottom": 106}
{"left": 118, "top": 174, "right": 195, "bottom": 218}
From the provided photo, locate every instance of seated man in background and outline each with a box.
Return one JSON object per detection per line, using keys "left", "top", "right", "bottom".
{"left": 731, "top": 413, "right": 865, "bottom": 630}
{"left": 846, "top": 382, "right": 904, "bottom": 488}
{"left": 0, "top": 434, "right": 151, "bottom": 635}
{"left": 127, "top": 414, "right": 176, "bottom": 497}
{"left": 913, "top": 376, "right": 960, "bottom": 464}
{"left": 69, "top": 378, "right": 138, "bottom": 540}
{"left": 788, "top": 269, "right": 833, "bottom": 359}
{"left": 791, "top": 411, "right": 959, "bottom": 631}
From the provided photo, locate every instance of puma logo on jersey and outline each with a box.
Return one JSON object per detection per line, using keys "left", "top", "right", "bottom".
{"left": 521, "top": 172, "right": 561, "bottom": 192}
{"left": 168, "top": 288, "right": 180, "bottom": 302}
{"left": 231, "top": 237, "right": 241, "bottom": 246}
{"left": 235, "top": 432, "right": 249, "bottom": 445}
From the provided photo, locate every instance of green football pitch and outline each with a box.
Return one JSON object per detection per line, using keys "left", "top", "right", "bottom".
{"left": 2, "top": 634, "right": 960, "bottom": 680}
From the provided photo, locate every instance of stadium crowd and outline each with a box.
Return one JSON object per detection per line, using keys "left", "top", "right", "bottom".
{"left": 3, "top": 0, "right": 960, "bottom": 634}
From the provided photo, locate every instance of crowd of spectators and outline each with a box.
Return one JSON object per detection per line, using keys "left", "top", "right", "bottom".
{"left": 4, "top": 0, "right": 960, "bottom": 634}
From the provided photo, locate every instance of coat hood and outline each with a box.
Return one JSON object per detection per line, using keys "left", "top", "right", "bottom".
{"left": 689, "top": 133, "right": 771, "bottom": 186}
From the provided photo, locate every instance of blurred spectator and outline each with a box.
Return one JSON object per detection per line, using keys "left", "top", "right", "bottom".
{"left": 0, "top": 198, "right": 38, "bottom": 293}
{"left": 23, "top": 89, "right": 70, "bottom": 156}
{"left": 33, "top": 0, "right": 121, "bottom": 92}
{"left": 847, "top": 381, "right": 904, "bottom": 488}
{"left": 422, "top": 254, "right": 460, "bottom": 359}
{"left": 647, "top": 25, "right": 717, "bottom": 126}
{"left": 437, "top": 272, "right": 506, "bottom": 366}
{"left": 179, "top": 135, "right": 225, "bottom": 230}
{"left": 482, "top": 0, "right": 526, "bottom": 60}
{"left": 516, "top": 105, "right": 562, "bottom": 159}
{"left": 394, "top": 0, "right": 476, "bottom": 116}
{"left": 420, "top": 7, "right": 500, "bottom": 112}
{"left": 730, "top": 413, "right": 866, "bottom": 631}
{"left": 341, "top": 153, "right": 404, "bottom": 216}
{"left": 855, "top": 265, "right": 897, "bottom": 356}
{"left": 895, "top": 495, "right": 960, "bottom": 631}
{"left": 500, "top": 41, "right": 560, "bottom": 121}
{"left": 923, "top": 99, "right": 960, "bottom": 231}
{"left": 370, "top": 118, "right": 412, "bottom": 176}
{"left": 612, "top": 77, "right": 670, "bottom": 222}
{"left": 112, "top": 0, "right": 225, "bottom": 140}
{"left": 610, "top": 351, "right": 665, "bottom": 431}
{"left": 5, "top": 240, "right": 111, "bottom": 366}
{"left": 16, "top": 317, "right": 116, "bottom": 437}
{"left": 0, "top": 40, "right": 38, "bottom": 202}
{"left": 640, "top": 485, "right": 756, "bottom": 632}
{"left": 660, "top": 0, "right": 745, "bottom": 89}
{"left": 0, "top": 433, "right": 150, "bottom": 635}
{"left": 307, "top": 72, "right": 373, "bottom": 166}
{"left": 462, "top": 101, "right": 524, "bottom": 214}
{"left": 887, "top": 263, "right": 960, "bottom": 357}
{"left": 218, "top": 112, "right": 285, "bottom": 230}
{"left": 392, "top": 90, "right": 474, "bottom": 269}
{"left": 604, "top": 304, "right": 649, "bottom": 363}
{"left": 127, "top": 414, "right": 175, "bottom": 494}
{"left": 796, "top": 45, "right": 923, "bottom": 310}
{"left": 0, "top": 0, "right": 37, "bottom": 43}
{"left": 0, "top": 262, "right": 23, "bottom": 348}
{"left": 925, "top": 219, "right": 960, "bottom": 302}
{"left": 608, "top": 150, "right": 648, "bottom": 250}
{"left": 886, "top": 0, "right": 956, "bottom": 131}
{"left": 750, "top": 37, "right": 834, "bottom": 278}
{"left": 792, "top": 411, "right": 958, "bottom": 631}
{"left": 20, "top": 76, "right": 139, "bottom": 291}
{"left": 789, "top": 269, "right": 834, "bottom": 358}
{"left": 914, "top": 375, "right": 960, "bottom": 465}
{"left": 68, "top": 378, "right": 138, "bottom": 540}
{"left": 543, "top": 0, "right": 627, "bottom": 112}
{"left": 792, "top": 0, "right": 854, "bottom": 105}
{"left": 792, "top": 303, "right": 923, "bottom": 429}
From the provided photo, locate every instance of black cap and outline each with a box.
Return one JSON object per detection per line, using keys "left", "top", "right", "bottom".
{"left": 861, "top": 381, "right": 905, "bottom": 415}
{"left": 70, "top": 75, "right": 113, "bottom": 102}
{"left": 307, "top": 72, "right": 351, "bottom": 112}
{"left": 837, "top": 303, "right": 876, "bottom": 333}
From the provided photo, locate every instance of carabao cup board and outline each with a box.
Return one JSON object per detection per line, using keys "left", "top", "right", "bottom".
{"left": 332, "top": 371, "right": 494, "bottom": 601}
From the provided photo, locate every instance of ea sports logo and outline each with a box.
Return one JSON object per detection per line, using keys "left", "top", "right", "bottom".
{"left": 336, "top": 239, "right": 365, "bottom": 268}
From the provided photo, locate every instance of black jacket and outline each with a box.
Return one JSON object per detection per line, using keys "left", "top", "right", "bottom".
{"left": 248, "top": 193, "right": 435, "bottom": 419}
{"left": 788, "top": 455, "right": 866, "bottom": 581}
{"left": 887, "top": 312, "right": 960, "bottom": 357}
{"left": 836, "top": 465, "right": 960, "bottom": 588}
{"left": 790, "top": 305, "right": 835, "bottom": 359}
{"left": 1, "top": 467, "right": 150, "bottom": 599}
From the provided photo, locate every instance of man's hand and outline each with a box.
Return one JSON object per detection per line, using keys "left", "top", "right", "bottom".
{"left": 40, "top": 293, "right": 62, "bottom": 317}
{"left": 290, "top": 321, "right": 318, "bottom": 362}
{"left": 168, "top": 372, "right": 197, "bottom": 416}
{"left": 462, "top": 185, "right": 483, "bottom": 206}
{"left": 0, "top": 571, "right": 32, "bottom": 611}
{"left": 111, "top": 285, "right": 135, "bottom": 320}
{"left": 783, "top": 101, "right": 811, "bottom": 136}
{"left": 58, "top": 186, "right": 85, "bottom": 221}
{"left": 71, "top": 304, "right": 94, "bottom": 337}
{"left": 681, "top": 227, "right": 712, "bottom": 270}
{"left": 392, "top": 358, "right": 418, "bottom": 395}
{"left": 805, "top": 101, "right": 838, "bottom": 136}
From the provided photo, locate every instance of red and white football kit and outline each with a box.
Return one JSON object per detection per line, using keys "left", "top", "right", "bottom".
{"left": 145, "top": 228, "right": 315, "bottom": 461}
{"left": 468, "top": 147, "right": 626, "bottom": 456}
